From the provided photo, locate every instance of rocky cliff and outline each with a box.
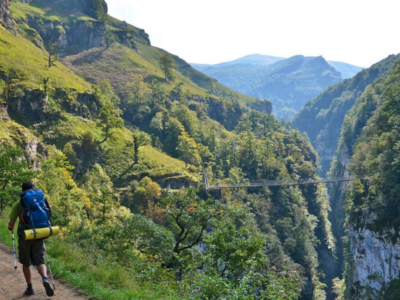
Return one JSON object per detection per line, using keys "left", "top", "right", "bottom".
{"left": 0, "top": 0, "right": 14, "bottom": 30}
{"left": 24, "top": 12, "right": 106, "bottom": 56}
{"left": 347, "top": 226, "right": 400, "bottom": 299}
{"left": 327, "top": 55, "right": 400, "bottom": 299}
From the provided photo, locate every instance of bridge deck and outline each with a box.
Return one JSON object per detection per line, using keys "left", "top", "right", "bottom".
{"left": 206, "top": 176, "right": 367, "bottom": 190}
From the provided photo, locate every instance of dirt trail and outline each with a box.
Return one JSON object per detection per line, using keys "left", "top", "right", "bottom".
{"left": 0, "top": 244, "right": 88, "bottom": 300}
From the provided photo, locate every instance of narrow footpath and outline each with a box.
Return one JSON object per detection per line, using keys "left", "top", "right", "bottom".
{"left": 0, "top": 244, "right": 87, "bottom": 300}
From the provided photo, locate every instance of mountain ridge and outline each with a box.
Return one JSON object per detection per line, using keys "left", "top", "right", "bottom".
{"left": 191, "top": 54, "right": 363, "bottom": 120}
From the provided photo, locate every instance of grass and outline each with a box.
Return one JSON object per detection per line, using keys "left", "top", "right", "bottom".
{"left": 10, "top": 1, "right": 96, "bottom": 23}
{"left": 0, "top": 211, "right": 179, "bottom": 300}
{"left": 0, "top": 25, "right": 88, "bottom": 91}
{"left": 0, "top": 118, "right": 37, "bottom": 144}
{"left": 9, "top": 1, "right": 261, "bottom": 107}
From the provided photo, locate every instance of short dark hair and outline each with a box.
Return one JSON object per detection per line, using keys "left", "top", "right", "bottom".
{"left": 22, "top": 181, "right": 35, "bottom": 191}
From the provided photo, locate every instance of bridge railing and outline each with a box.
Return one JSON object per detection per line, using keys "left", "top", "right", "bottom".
{"left": 206, "top": 175, "right": 368, "bottom": 190}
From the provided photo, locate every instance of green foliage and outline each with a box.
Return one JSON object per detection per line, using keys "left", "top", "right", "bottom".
{"left": 0, "top": 3, "right": 338, "bottom": 299}
{"left": 48, "top": 42, "right": 59, "bottom": 68}
{"left": 127, "top": 177, "right": 162, "bottom": 214}
{"left": 332, "top": 277, "right": 345, "bottom": 300}
{"left": 176, "top": 130, "right": 201, "bottom": 167}
{"left": 123, "top": 75, "right": 152, "bottom": 124}
{"left": 36, "top": 146, "right": 85, "bottom": 226}
{"left": 332, "top": 59, "right": 400, "bottom": 298}
{"left": 0, "top": 146, "right": 34, "bottom": 211}
{"left": 97, "top": 100, "right": 124, "bottom": 142}
{"left": 82, "top": 163, "right": 115, "bottom": 222}
{"left": 92, "top": 0, "right": 107, "bottom": 21}
{"left": 0, "top": 68, "right": 26, "bottom": 108}
{"left": 132, "top": 130, "right": 151, "bottom": 164}
{"left": 293, "top": 54, "right": 400, "bottom": 175}
{"left": 158, "top": 53, "right": 176, "bottom": 82}
{"left": 344, "top": 63, "right": 400, "bottom": 230}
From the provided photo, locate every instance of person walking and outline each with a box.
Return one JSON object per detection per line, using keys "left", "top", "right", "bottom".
{"left": 8, "top": 181, "right": 54, "bottom": 297}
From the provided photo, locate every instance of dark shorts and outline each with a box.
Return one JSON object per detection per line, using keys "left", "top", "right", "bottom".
{"left": 18, "top": 238, "right": 45, "bottom": 266}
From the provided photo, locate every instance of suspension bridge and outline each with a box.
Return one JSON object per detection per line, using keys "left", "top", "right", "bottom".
{"left": 202, "top": 174, "right": 368, "bottom": 190}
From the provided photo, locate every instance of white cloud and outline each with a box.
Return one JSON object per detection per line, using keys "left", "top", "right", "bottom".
{"left": 106, "top": 0, "right": 400, "bottom": 67}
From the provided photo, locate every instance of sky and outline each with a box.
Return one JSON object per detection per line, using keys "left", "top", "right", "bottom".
{"left": 107, "top": 0, "right": 400, "bottom": 68}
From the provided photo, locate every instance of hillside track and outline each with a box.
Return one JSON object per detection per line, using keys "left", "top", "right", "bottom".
{"left": 0, "top": 244, "right": 87, "bottom": 300}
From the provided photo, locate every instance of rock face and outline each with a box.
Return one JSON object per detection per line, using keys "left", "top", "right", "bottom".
{"left": 0, "top": 0, "right": 14, "bottom": 30}
{"left": 42, "top": 0, "right": 108, "bottom": 18}
{"left": 62, "top": 21, "right": 105, "bottom": 56}
{"left": 22, "top": 137, "right": 47, "bottom": 171}
{"left": 8, "top": 89, "right": 100, "bottom": 123}
{"left": 348, "top": 226, "right": 400, "bottom": 299}
{"left": 26, "top": 18, "right": 105, "bottom": 57}
{"left": 248, "top": 99, "right": 273, "bottom": 115}
{"left": 77, "top": 0, "right": 108, "bottom": 18}
{"left": 9, "top": 89, "right": 49, "bottom": 123}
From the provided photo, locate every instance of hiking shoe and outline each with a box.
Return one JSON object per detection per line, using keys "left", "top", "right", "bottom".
{"left": 23, "top": 288, "right": 35, "bottom": 296}
{"left": 43, "top": 278, "right": 54, "bottom": 297}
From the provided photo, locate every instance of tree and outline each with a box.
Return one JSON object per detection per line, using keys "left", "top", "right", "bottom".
{"left": 48, "top": 42, "right": 59, "bottom": 68}
{"left": 82, "top": 163, "right": 114, "bottom": 222}
{"left": 105, "top": 28, "right": 117, "bottom": 49}
{"left": 158, "top": 53, "right": 175, "bottom": 82}
{"left": 97, "top": 100, "right": 124, "bottom": 142}
{"left": 36, "top": 146, "right": 86, "bottom": 226}
{"left": 92, "top": 0, "right": 108, "bottom": 21}
{"left": 132, "top": 130, "right": 151, "bottom": 164}
{"left": 165, "top": 117, "right": 184, "bottom": 157}
{"left": 0, "top": 147, "right": 34, "bottom": 211}
{"left": 176, "top": 131, "right": 202, "bottom": 167}
{"left": 159, "top": 188, "right": 222, "bottom": 258}
{"left": 42, "top": 77, "right": 50, "bottom": 95}
{"left": 150, "top": 112, "right": 164, "bottom": 133}
{"left": 129, "top": 177, "right": 162, "bottom": 214}
{"left": 124, "top": 75, "right": 152, "bottom": 123}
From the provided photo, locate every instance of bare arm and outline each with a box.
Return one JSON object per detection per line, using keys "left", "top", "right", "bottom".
{"left": 8, "top": 219, "right": 16, "bottom": 230}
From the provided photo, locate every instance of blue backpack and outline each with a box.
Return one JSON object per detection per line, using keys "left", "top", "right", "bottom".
{"left": 20, "top": 190, "right": 52, "bottom": 236}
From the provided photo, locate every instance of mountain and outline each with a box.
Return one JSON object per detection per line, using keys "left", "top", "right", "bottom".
{"left": 329, "top": 57, "right": 400, "bottom": 299}
{"left": 292, "top": 52, "right": 400, "bottom": 299}
{"left": 192, "top": 54, "right": 363, "bottom": 120}
{"left": 0, "top": 1, "right": 334, "bottom": 299}
{"left": 327, "top": 60, "right": 364, "bottom": 79}
{"left": 292, "top": 54, "right": 400, "bottom": 175}
{"left": 191, "top": 54, "right": 285, "bottom": 71}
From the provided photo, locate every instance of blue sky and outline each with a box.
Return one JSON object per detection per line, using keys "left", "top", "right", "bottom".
{"left": 107, "top": 0, "right": 400, "bottom": 68}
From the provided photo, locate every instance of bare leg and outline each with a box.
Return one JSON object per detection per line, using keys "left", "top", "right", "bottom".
{"left": 22, "top": 265, "right": 32, "bottom": 284}
{"left": 37, "top": 264, "right": 48, "bottom": 278}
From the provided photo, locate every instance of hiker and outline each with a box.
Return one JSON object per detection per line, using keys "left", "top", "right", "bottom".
{"left": 8, "top": 181, "right": 54, "bottom": 297}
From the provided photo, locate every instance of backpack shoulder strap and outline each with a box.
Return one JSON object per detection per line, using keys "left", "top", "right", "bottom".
{"left": 44, "top": 198, "right": 52, "bottom": 220}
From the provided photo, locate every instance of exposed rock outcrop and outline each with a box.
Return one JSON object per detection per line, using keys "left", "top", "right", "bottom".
{"left": 26, "top": 18, "right": 105, "bottom": 56}
{"left": 21, "top": 137, "right": 47, "bottom": 170}
{"left": 8, "top": 88, "right": 100, "bottom": 124}
{"left": 9, "top": 89, "right": 48, "bottom": 123}
{"left": 249, "top": 99, "right": 273, "bottom": 114}
{"left": 348, "top": 226, "right": 400, "bottom": 299}
{"left": 41, "top": 0, "right": 108, "bottom": 18}
{"left": 0, "top": 0, "right": 15, "bottom": 31}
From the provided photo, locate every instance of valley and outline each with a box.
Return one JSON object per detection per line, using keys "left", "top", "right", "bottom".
{"left": 0, "top": 1, "right": 399, "bottom": 300}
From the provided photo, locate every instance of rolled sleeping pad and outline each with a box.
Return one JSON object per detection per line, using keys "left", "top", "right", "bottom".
{"left": 24, "top": 227, "right": 60, "bottom": 240}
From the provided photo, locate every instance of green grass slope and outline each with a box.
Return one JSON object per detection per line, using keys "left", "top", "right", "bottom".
{"left": 0, "top": 25, "right": 87, "bottom": 90}
{"left": 13, "top": 0, "right": 265, "bottom": 109}
{"left": 0, "top": 18, "right": 195, "bottom": 185}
